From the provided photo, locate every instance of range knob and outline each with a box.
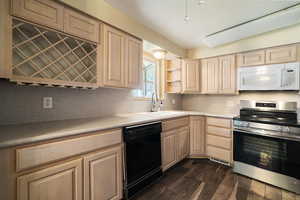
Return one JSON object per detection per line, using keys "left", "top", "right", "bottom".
{"left": 282, "top": 127, "right": 290, "bottom": 133}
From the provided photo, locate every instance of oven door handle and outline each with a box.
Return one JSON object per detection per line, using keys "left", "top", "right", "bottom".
{"left": 233, "top": 128, "right": 300, "bottom": 142}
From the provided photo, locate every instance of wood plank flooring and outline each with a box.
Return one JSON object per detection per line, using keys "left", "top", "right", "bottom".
{"left": 132, "top": 159, "right": 300, "bottom": 200}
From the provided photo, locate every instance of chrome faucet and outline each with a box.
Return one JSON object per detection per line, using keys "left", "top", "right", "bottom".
{"left": 151, "top": 92, "right": 163, "bottom": 112}
{"left": 151, "top": 92, "right": 157, "bottom": 112}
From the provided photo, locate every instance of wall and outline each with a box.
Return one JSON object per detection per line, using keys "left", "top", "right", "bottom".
{"left": 58, "top": 0, "right": 186, "bottom": 57}
{"left": 188, "top": 24, "right": 300, "bottom": 59}
{"left": 182, "top": 92, "right": 300, "bottom": 117}
{"left": 0, "top": 79, "right": 182, "bottom": 125}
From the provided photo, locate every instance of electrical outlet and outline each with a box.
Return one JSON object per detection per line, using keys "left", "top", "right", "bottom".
{"left": 43, "top": 97, "right": 53, "bottom": 109}
{"left": 172, "top": 99, "right": 176, "bottom": 105}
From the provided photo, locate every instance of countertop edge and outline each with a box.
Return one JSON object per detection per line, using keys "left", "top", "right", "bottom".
{"left": 0, "top": 111, "right": 234, "bottom": 149}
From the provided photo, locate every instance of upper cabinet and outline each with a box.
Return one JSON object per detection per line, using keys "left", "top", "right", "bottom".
{"left": 0, "top": 0, "right": 11, "bottom": 78}
{"left": 201, "top": 57, "right": 219, "bottom": 94}
{"left": 237, "top": 50, "right": 265, "bottom": 67}
{"left": 166, "top": 59, "right": 182, "bottom": 94}
{"left": 125, "top": 36, "right": 143, "bottom": 89}
{"left": 102, "top": 25, "right": 126, "bottom": 88}
{"left": 102, "top": 25, "right": 142, "bottom": 89}
{"left": 237, "top": 44, "right": 299, "bottom": 67}
{"left": 219, "top": 55, "right": 236, "bottom": 94}
{"left": 12, "top": 0, "right": 64, "bottom": 31}
{"left": 64, "top": 8, "right": 100, "bottom": 43}
{"left": 182, "top": 59, "right": 201, "bottom": 93}
{"left": 265, "top": 45, "right": 297, "bottom": 64}
{"left": 201, "top": 56, "right": 236, "bottom": 95}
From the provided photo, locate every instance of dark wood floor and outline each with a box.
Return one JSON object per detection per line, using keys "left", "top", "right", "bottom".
{"left": 132, "top": 159, "right": 300, "bottom": 200}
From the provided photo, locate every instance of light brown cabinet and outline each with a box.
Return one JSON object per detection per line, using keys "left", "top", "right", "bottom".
{"left": 103, "top": 25, "right": 126, "bottom": 88}
{"left": 177, "top": 127, "right": 189, "bottom": 160}
{"left": 125, "top": 36, "right": 143, "bottom": 89}
{"left": 12, "top": 0, "right": 64, "bottom": 31}
{"left": 162, "top": 117, "right": 190, "bottom": 171}
{"left": 17, "top": 159, "right": 83, "bottom": 200}
{"left": 189, "top": 116, "right": 206, "bottom": 158}
{"left": 162, "top": 130, "right": 178, "bottom": 171}
{"left": 84, "top": 146, "right": 122, "bottom": 200}
{"left": 206, "top": 117, "right": 232, "bottom": 164}
{"left": 237, "top": 50, "right": 265, "bottom": 67}
{"left": 182, "top": 59, "right": 201, "bottom": 93}
{"left": 266, "top": 45, "right": 297, "bottom": 64}
{"left": 0, "top": 0, "right": 11, "bottom": 78}
{"left": 64, "top": 8, "right": 100, "bottom": 43}
{"left": 218, "top": 55, "right": 236, "bottom": 94}
{"left": 102, "top": 25, "right": 143, "bottom": 89}
{"left": 201, "top": 57, "right": 219, "bottom": 94}
{"left": 201, "top": 56, "right": 236, "bottom": 94}
{"left": 166, "top": 59, "right": 182, "bottom": 93}
{"left": 13, "top": 129, "right": 123, "bottom": 200}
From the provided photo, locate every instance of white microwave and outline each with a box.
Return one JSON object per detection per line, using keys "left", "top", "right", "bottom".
{"left": 238, "top": 62, "right": 300, "bottom": 91}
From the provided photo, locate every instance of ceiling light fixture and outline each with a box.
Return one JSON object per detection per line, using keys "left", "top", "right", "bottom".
{"left": 184, "top": 0, "right": 207, "bottom": 22}
{"left": 184, "top": 0, "right": 190, "bottom": 22}
{"left": 152, "top": 49, "right": 167, "bottom": 60}
{"left": 197, "top": 0, "right": 206, "bottom": 5}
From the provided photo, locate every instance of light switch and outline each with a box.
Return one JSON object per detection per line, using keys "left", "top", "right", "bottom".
{"left": 43, "top": 97, "right": 53, "bottom": 109}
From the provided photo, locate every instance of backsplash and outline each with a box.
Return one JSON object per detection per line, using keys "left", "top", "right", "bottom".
{"left": 0, "top": 79, "right": 182, "bottom": 125}
{"left": 182, "top": 91, "right": 300, "bottom": 118}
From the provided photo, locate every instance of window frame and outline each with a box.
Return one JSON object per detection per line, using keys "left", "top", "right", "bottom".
{"left": 133, "top": 52, "right": 158, "bottom": 100}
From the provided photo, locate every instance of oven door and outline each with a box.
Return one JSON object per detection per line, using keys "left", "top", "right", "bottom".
{"left": 234, "top": 129, "right": 300, "bottom": 179}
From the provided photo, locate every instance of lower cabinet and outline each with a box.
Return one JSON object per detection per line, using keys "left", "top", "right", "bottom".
{"left": 162, "top": 126, "right": 189, "bottom": 171}
{"left": 17, "top": 159, "right": 83, "bottom": 200}
{"left": 84, "top": 146, "right": 122, "bottom": 200}
{"left": 177, "top": 127, "right": 189, "bottom": 161}
{"left": 189, "top": 116, "right": 206, "bottom": 158}
{"left": 162, "top": 130, "right": 178, "bottom": 171}
{"left": 17, "top": 145, "right": 123, "bottom": 200}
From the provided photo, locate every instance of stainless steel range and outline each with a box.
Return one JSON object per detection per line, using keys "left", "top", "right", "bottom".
{"left": 233, "top": 100, "right": 300, "bottom": 194}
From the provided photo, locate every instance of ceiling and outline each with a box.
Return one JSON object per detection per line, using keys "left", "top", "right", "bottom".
{"left": 105, "top": 0, "right": 299, "bottom": 49}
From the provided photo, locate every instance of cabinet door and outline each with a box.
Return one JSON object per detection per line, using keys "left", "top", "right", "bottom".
{"left": 103, "top": 25, "right": 126, "bottom": 87}
{"left": 12, "top": 0, "right": 64, "bottom": 30}
{"left": 64, "top": 8, "right": 100, "bottom": 43}
{"left": 84, "top": 146, "right": 122, "bottom": 200}
{"left": 17, "top": 159, "right": 83, "bottom": 200}
{"left": 201, "top": 58, "right": 219, "bottom": 94}
{"left": 177, "top": 127, "right": 189, "bottom": 161}
{"left": 182, "top": 59, "right": 200, "bottom": 93}
{"left": 218, "top": 55, "right": 236, "bottom": 94}
{"left": 237, "top": 50, "right": 265, "bottom": 67}
{"left": 162, "top": 131, "right": 177, "bottom": 171}
{"left": 0, "top": 0, "right": 11, "bottom": 78}
{"left": 189, "top": 116, "right": 206, "bottom": 157}
{"left": 125, "top": 36, "right": 142, "bottom": 89}
{"left": 266, "top": 45, "right": 297, "bottom": 64}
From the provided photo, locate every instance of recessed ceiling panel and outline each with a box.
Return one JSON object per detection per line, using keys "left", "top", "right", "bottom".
{"left": 105, "top": 0, "right": 299, "bottom": 48}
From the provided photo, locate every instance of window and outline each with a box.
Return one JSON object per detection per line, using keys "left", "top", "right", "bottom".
{"left": 132, "top": 56, "right": 157, "bottom": 98}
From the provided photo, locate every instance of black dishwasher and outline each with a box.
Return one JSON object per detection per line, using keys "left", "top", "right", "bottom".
{"left": 123, "top": 122, "right": 162, "bottom": 199}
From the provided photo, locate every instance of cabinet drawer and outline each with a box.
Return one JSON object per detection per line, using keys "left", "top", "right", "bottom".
{"left": 64, "top": 8, "right": 100, "bottom": 43}
{"left": 162, "top": 117, "right": 189, "bottom": 131}
{"left": 266, "top": 45, "right": 297, "bottom": 64}
{"left": 207, "top": 145, "right": 231, "bottom": 162}
{"left": 207, "top": 126, "right": 231, "bottom": 138}
{"left": 206, "top": 117, "right": 231, "bottom": 128}
{"left": 16, "top": 129, "right": 122, "bottom": 172}
{"left": 12, "top": 0, "right": 64, "bottom": 30}
{"left": 207, "top": 134, "right": 231, "bottom": 150}
{"left": 162, "top": 129, "right": 177, "bottom": 137}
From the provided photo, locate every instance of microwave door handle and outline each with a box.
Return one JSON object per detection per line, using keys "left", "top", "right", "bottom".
{"left": 280, "top": 68, "right": 285, "bottom": 88}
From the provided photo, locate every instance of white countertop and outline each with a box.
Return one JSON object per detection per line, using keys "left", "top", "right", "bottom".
{"left": 0, "top": 111, "right": 235, "bottom": 149}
